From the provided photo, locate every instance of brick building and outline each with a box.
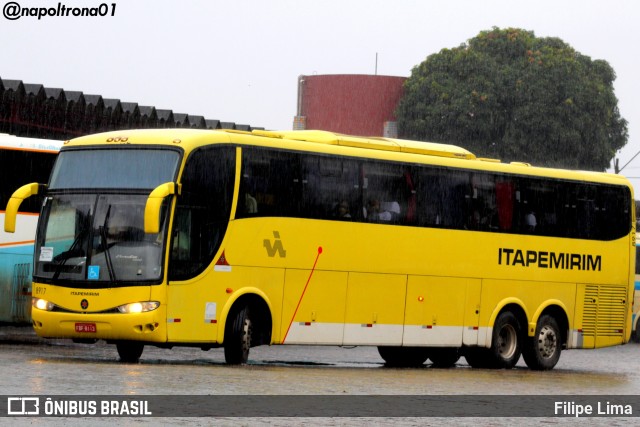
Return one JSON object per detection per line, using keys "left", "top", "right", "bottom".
{"left": 293, "top": 74, "right": 406, "bottom": 137}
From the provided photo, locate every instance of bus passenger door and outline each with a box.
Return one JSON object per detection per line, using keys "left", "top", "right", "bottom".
{"left": 343, "top": 272, "right": 406, "bottom": 345}
{"left": 403, "top": 276, "right": 479, "bottom": 347}
{"left": 165, "top": 146, "right": 236, "bottom": 343}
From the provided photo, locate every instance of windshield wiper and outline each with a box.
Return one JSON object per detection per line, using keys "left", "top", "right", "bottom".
{"left": 99, "top": 204, "right": 117, "bottom": 282}
{"left": 52, "top": 228, "right": 86, "bottom": 280}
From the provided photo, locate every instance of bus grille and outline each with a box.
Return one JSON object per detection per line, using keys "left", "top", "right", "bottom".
{"left": 582, "top": 284, "right": 627, "bottom": 337}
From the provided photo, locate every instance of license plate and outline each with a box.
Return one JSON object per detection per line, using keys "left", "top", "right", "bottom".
{"left": 75, "top": 323, "right": 97, "bottom": 333}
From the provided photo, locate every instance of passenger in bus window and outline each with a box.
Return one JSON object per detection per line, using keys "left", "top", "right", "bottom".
{"left": 466, "top": 209, "right": 481, "bottom": 230}
{"left": 525, "top": 210, "right": 537, "bottom": 232}
{"left": 381, "top": 201, "right": 401, "bottom": 221}
{"left": 241, "top": 175, "right": 258, "bottom": 215}
{"left": 335, "top": 200, "right": 351, "bottom": 219}
{"left": 365, "top": 198, "right": 395, "bottom": 222}
{"left": 244, "top": 193, "right": 258, "bottom": 214}
{"left": 172, "top": 231, "right": 190, "bottom": 260}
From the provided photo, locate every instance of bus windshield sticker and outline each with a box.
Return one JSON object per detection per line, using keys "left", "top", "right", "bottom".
{"left": 39, "top": 247, "right": 54, "bottom": 262}
{"left": 87, "top": 265, "right": 100, "bottom": 280}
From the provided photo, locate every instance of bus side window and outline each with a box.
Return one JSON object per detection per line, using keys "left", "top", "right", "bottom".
{"left": 169, "top": 147, "right": 235, "bottom": 281}
{"left": 239, "top": 176, "right": 258, "bottom": 215}
{"left": 300, "top": 155, "right": 360, "bottom": 221}
{"left": 361, "top": 161, "right": 407, "bottom": 225}
{"left": 0, "top": 149, "right": 57, "bottom": 214}
{"left": 171, "top": 208, "right": 191, "bottom": 261}
{"left": 237, "top": 146, "right": 631, "bottom": 241}
{"left": 239, "top": 148, "right": 301, "bottom": 218}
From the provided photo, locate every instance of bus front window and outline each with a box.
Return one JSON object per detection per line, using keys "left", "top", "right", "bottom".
{"left": 35, "top": 194, "right": 168, "bottom": 285}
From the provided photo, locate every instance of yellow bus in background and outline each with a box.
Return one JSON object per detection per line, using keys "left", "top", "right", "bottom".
{"left": 4, "top": 129, "right": 635, "bottom": 370}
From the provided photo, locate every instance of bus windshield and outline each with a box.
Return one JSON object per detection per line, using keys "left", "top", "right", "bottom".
{"left": 34, "top": 194, "right": 169, "bottom": 285}
{"left": 49, "top": 148, "right": 180, "bottom": 189}
{"left": 33, "top": 148, "right": 180, "bottom": 286}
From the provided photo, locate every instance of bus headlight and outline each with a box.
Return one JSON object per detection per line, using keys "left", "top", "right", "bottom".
{"left": 32, "top": 297, "right": 55, "bottom": 311}
{"left": 116, "top": 301, "right": 160, "bottom": 314}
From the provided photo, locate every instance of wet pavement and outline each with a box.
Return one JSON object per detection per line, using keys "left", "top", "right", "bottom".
{"left": 2, "top": 325, "right": 640, "bottom": 426}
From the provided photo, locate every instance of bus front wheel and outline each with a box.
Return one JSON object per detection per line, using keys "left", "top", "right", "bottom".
{"left": 378, "top": 346, "right": 429, "bottom": 367}
{"left": 224, "top": 306, "right": 253, "bottom": 364}
{"left": 522, "top": 314, "right": 561, "bottom": 370}
{"left": 116, "top": 342, "right": 144, "bottom": 363}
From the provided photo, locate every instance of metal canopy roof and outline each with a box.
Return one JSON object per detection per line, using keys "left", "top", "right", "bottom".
{"left": 0, "top": 77, "right": 260, "bottom": 139}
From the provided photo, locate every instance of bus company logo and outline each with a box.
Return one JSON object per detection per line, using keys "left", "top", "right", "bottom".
{"left": 498, "top": 247, "right": 602, "bottom": 271}
{"left": 263, "top": 231, "right": 287, "bottom": 258}
{"left": 7, "top": 397, "right": 39, "bottom": 415}
{"left": 80, "top": 299, "right": 89, "bottom": 309}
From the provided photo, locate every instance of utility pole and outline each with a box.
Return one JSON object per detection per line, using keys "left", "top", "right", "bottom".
{"left": 616, "top": 150, "right": 640, "bottom": 174}
{"left": 375, "top": 53, "right": 378, "bottom": 76}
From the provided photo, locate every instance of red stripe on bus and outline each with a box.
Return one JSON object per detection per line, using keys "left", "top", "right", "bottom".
{"left": 282, "top": 246, "right": 323, "bottom": 343}
{"left": 0, "top": 211, "right": 40, "bottom": 216}
{"left": 0, "top": 240, "right": 35, "bottom": 247}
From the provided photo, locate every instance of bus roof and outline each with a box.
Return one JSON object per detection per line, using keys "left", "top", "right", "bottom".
{"left": 62, "top": 128, "right": 633, "bottom": 189}
{"left": 0, "top": 134, "right": 63, "bottom": 153}
{"left": 250, "top": 130, "right": 476, "bottom": 160}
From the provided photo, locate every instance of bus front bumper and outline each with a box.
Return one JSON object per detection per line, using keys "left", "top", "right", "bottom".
{"left": 32, "top": 308, "right": 166, "bottom": 343}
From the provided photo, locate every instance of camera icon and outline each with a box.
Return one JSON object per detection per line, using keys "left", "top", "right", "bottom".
{"left": 7, "top": 397, "right": 39, "bottom": 415}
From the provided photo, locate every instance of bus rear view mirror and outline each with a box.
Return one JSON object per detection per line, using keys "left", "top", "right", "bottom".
{"left": 144, "top": 182, "right": 180, "bottom": 234}
{"left": 4, "top": 182, "right": 44, "bottom": 233}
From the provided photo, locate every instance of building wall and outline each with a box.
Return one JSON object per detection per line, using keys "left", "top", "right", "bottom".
{"left": 294, "top": 74, "right": 406, "bottom": 137}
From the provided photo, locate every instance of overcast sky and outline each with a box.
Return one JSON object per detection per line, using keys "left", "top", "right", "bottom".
{"left": 3, "top": 0, "right": 640, "bottom": 182}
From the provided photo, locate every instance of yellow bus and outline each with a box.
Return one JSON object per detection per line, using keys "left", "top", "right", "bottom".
{"left": 632, "top": 237, "right": 640, "bottom": 342}
{"left": 4, "top": 129, "right": 635, "bottom": 370}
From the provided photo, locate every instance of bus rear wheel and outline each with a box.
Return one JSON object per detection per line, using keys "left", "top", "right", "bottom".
{"left": 224, "top": 306, "right": 252, "bottom": 364}
{"left": 522, "top": 314, "right": 561, "bottom": 371}
{"left": 116, "top": 342, "right": 144, "bottom": 363}
{"left": 489, "top": 311, "right": 521, "bottom": 369}
{"left": 378, "top": 346, "right": 429, "bottom": 367}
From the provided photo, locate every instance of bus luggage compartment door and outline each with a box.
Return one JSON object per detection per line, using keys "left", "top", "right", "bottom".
{"left": 403, "top": 276, "right": 479, "bottom": 347}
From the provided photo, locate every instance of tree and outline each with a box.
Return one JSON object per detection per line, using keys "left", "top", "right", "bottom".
{"left": 396, "top": 27, "right": 628, "bottom": 170}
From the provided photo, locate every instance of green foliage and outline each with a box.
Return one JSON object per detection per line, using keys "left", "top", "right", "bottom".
{"left": 397, "top": 27, "right": 628, "bottom": 170}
